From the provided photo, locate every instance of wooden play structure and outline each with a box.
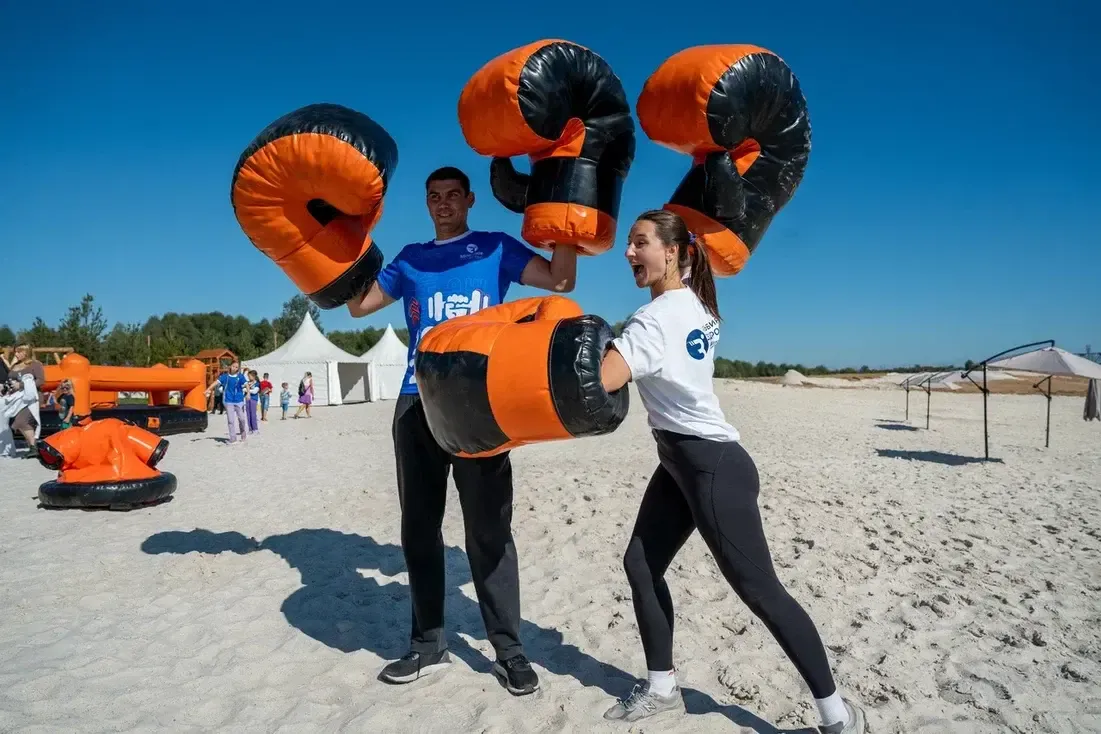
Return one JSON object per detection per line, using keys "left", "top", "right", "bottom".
{"left": 172, "top": 348, "right": 237, "bottom": 384}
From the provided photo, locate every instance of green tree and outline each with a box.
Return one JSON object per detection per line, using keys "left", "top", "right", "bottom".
{"left": 273, "top": 295, "right": 322, "bottom": 344}
{"left": 58, "top": 294, "right": 108, "bottom": 361}
{"left": 102, "top": 323, "right": 150, "bottom": 366}
{"left": 0, "top": 324, "right": 14, "bottom": 346}
{"left": 17, "top": 317, "right": 60, "bottom": 350}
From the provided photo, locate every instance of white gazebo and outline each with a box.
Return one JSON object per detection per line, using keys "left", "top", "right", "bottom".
{"left": 245, "top": 315, "right": 369, "bottom": 406}
{"left": 360, "top": 324, "right": 408, "bottom": 401}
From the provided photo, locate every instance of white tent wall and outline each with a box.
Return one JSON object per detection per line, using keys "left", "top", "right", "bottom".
{"left": 245, "top": 360, "right": 330, "bottom": 406}
{"left": 361, "top": 324, "right": 408, "bottom": 401}
{"left": 243, "top": 314, "right": 372, "bottom": 407}
{"left": 336, "top": 362, "right": 370, "bottom": 403}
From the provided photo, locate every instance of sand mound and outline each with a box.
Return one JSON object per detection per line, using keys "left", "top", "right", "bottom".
{"left": 780, "top": 369, "right": 806, "bottom": 386}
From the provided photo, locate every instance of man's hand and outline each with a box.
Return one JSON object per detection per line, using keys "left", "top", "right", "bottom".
{"left": 521, "top": 244, "right": 577, "bottom": 293}
{"left": 348, "top": 282, "right": 395, "bottom": 318}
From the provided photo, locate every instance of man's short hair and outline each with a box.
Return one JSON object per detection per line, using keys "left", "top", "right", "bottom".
{"left": 425, "top": 166, "right": 470, "bottom": 195}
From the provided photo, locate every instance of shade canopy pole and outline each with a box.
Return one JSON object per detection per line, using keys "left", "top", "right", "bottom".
{"left": 1032, "top": 375, "right": 1053, "bottom": 448}
{"left": 961, "top": 339, "right": 1055, "bottom": 462}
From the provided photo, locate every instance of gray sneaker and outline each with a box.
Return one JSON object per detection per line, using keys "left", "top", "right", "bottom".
{"left": 603, "top": 681, "right": 685, "bottom": 722}
{"left": 819, "top": 699, "right": 866, "bottom": 734}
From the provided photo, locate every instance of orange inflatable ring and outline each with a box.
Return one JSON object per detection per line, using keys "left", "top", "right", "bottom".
{"left": 36, "top": 418, "right": 177, "bottom": 510}
{"left": 637, "top": 45, "right": 811, "bottom": 276}
{"left": 415, "top": 295, "right": 628, "bottom": 457}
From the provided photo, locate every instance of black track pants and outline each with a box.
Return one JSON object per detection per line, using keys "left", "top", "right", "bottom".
{"left": 392, "top": 394, "right": 523, "bottom": 661}
{"left": 623, "top": 430, "right": 837, "bottom": 698}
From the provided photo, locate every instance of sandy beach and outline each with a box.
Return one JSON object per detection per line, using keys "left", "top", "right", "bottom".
{"left": 1, "top": 381, "right": 1098, "bottom": 733}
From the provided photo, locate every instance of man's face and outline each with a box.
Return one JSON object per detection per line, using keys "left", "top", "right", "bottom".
{"left": 426, "top": 179, "right": 473, "bottom": 230}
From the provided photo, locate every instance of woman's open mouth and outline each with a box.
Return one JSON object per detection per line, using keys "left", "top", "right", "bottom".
{"left": 631, "top": 263, "right": 644, "bottom": 278}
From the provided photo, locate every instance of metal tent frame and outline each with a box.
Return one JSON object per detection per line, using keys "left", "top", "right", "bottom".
{"left": 959, "top": 339, "right": 1054, "bottom": 460}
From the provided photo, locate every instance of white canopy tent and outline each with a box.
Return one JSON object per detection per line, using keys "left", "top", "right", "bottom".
{"left": 245, "top": 314, "right": 369, "bottom": 406}
{"left": 962, "top": 341, "right": 1101, "bottom": 457}
{"left": 988, "top": 346, "right": 1101, "bottom": 380}
{"left": 360, "top": 324, "right": 408, "bottom": 401}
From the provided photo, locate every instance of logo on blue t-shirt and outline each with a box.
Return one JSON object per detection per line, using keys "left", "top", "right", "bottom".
{"left": 686, "top": 329, "right": 709, "bottom": 360}
{"left": 374, "top": 231, "right": 536, "bottom": 394}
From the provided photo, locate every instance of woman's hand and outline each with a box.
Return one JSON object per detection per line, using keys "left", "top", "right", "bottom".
{"left": 601, "top": 347, "right": 632, "bottom": 393}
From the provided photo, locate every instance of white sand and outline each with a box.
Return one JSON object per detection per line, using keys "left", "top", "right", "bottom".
{"left": 1, "top": 382, "right": 1099, "bottom": 733}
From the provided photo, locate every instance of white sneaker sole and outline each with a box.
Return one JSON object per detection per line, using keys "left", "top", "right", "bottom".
{"left": 492, "top": 662, "right": 540, "bottom": 696}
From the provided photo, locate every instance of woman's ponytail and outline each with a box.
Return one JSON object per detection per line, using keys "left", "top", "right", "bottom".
{"left": 687, "top": 235, "right": 720, "bottom": 320}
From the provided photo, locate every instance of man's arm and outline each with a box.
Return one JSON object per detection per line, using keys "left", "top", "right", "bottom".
{"left": 519, "top": 244, "right": 577, "bottom": 293}
{"left": 348, "top": 281, "right": 396, "bottom": 318}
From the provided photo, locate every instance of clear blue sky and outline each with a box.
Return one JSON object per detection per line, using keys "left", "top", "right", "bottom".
{"left": 3, "top": 0, "right": 1098, "bottom": 368}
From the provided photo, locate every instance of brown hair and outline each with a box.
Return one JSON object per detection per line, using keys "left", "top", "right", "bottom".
{"left": 635, "top": 210, "right": 720, "bottom": 320}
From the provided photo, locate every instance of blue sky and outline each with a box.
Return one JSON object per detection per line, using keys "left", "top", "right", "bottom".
{"left": 2, "top": 0, "right": 1098, "bottom": 367}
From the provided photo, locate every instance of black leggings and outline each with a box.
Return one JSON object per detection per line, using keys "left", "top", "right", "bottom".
{"left": 623, "top": 430, "right": 837, "bottom": 698}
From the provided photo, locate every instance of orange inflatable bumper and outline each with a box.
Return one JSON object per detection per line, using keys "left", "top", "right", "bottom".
{"left": 36, "top": 418, "right": 177, "bottom": 510}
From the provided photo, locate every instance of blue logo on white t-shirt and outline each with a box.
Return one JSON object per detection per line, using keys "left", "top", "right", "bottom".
{"left": 686, "top": 329, "right": 709, "bottom": 360}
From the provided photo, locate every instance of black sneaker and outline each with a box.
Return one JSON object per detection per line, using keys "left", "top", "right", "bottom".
{"left": 378, "top": 650, "right": 451, "bottom": 684}
{"left": 493, "top": 654, "right": 539, "bottom": 696}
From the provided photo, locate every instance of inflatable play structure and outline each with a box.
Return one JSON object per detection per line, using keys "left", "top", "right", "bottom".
{"left": 40, "top": 354, "right": 208, "bottom": 437}
{"left": 228, "top": 39, "right": 808, "bottom": 458}
{"left": 36, "top": 418, "right": 177, "bottom": 510}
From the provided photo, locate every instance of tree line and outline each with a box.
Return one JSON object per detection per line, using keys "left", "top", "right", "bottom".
{"left": 1, "top": 294, "right": 963, "bottom": 378}
{"left": 0, "top": 294, "right": 407, "bottom": 367}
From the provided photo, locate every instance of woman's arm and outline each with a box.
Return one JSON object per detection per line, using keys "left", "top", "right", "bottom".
{"left": 601, "top": 346, "right": 632, "bottom": 393}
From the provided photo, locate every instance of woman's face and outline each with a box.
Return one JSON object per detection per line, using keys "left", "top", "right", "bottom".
{"left": 14, "top": 347, "right": 28, "bottom": 362}
{"left": 229, "top": 362, "right": 239, "bottom": 373}
{"left": 625, "top": 220, "right": 674, "bottom": 289}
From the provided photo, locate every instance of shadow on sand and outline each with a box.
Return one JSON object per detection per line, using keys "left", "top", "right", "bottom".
{"left": 876, "top": 449, "right": 1002, "bottom": 466}
{"left": 141, "top": 528, "right": 805, "bottom": 732}
{"left": 874, "top": 423, "right": 920, "bottom": 432}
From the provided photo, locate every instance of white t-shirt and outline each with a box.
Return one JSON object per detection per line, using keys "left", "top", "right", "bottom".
{"left": 612, "top": 288, "right": 740, "bottom": 442}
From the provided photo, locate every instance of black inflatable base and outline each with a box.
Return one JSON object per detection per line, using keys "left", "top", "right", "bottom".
{"left": 38, "top": 472, "right": 177, "bottom": 511}
{"left": 34, "top": 406, "right": 208, "bottom": 439}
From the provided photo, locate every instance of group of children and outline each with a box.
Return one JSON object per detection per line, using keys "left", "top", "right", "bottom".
{"left": 205, "top": 361, "right": 314, "bottom": 444}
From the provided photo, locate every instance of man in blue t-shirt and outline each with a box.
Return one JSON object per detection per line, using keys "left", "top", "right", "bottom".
{"left": 349, "top": 166, "right": 576, "bottom": 695}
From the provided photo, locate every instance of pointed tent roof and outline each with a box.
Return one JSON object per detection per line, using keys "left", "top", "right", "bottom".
{"left": 989, "top": 346, "right": 1101, "bottom": 379}
{"left": 250, "top": 314, "right": 365, "bottom": 363}
{"left": 361, "top": 324, "right": 408, "bottom": 365}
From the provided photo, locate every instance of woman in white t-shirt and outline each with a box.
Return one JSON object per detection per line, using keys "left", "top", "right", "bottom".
{"left": 598, "top": 210, "right": 865, "bottom": 734}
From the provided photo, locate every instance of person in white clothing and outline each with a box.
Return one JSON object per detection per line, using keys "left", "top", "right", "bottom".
{"left": 597, "top": 210, "right": 865, "bottom": 733}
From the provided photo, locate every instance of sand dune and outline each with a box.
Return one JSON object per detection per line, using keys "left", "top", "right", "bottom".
{"left": 1, "top": 381, "right": 1098, "bottom": 733}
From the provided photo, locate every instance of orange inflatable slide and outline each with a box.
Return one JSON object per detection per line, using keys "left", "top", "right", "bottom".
{"left": 40, "top": 354, "right": 209, "bottom": 436}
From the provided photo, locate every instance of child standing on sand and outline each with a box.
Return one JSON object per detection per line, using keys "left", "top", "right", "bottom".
{"left": 245, "top": 370, "right": 260, "bottom": 434}
{"left": 280, "top": 382, "right": 291, "bottom": 420}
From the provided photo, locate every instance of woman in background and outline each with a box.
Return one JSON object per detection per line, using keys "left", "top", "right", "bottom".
{"left": 293, "top": 371, "right": 313, "bottom": 419}
{"left": 8, "top": 345, "right": 43, "bottom": 445}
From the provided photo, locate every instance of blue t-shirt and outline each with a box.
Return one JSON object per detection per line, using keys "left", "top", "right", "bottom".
{"left": 218, "top": 372, "right": 248, "bottom": 404}
{"left": 376, "top": 230, "right": 536, "bottom": 394}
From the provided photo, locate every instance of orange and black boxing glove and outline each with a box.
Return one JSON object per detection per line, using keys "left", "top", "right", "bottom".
{"left": 231, "top": 104, "right": 398, "bottom": 309}
{"left": 414, "top": 296, "right": 628, "bottom": 457}
{"left": 458, "top": 40, "right": 635, "bottom": 254}
{"left": 637, "top": 45, "right": 811, "bottom": 276}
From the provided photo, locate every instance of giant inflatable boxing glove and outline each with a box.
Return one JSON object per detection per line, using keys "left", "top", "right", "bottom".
{"left": 231, "top": 103, "right": 398, "bottom": 308}
{"left": 458, "top": 40, "right": 635, "bottom": 254}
